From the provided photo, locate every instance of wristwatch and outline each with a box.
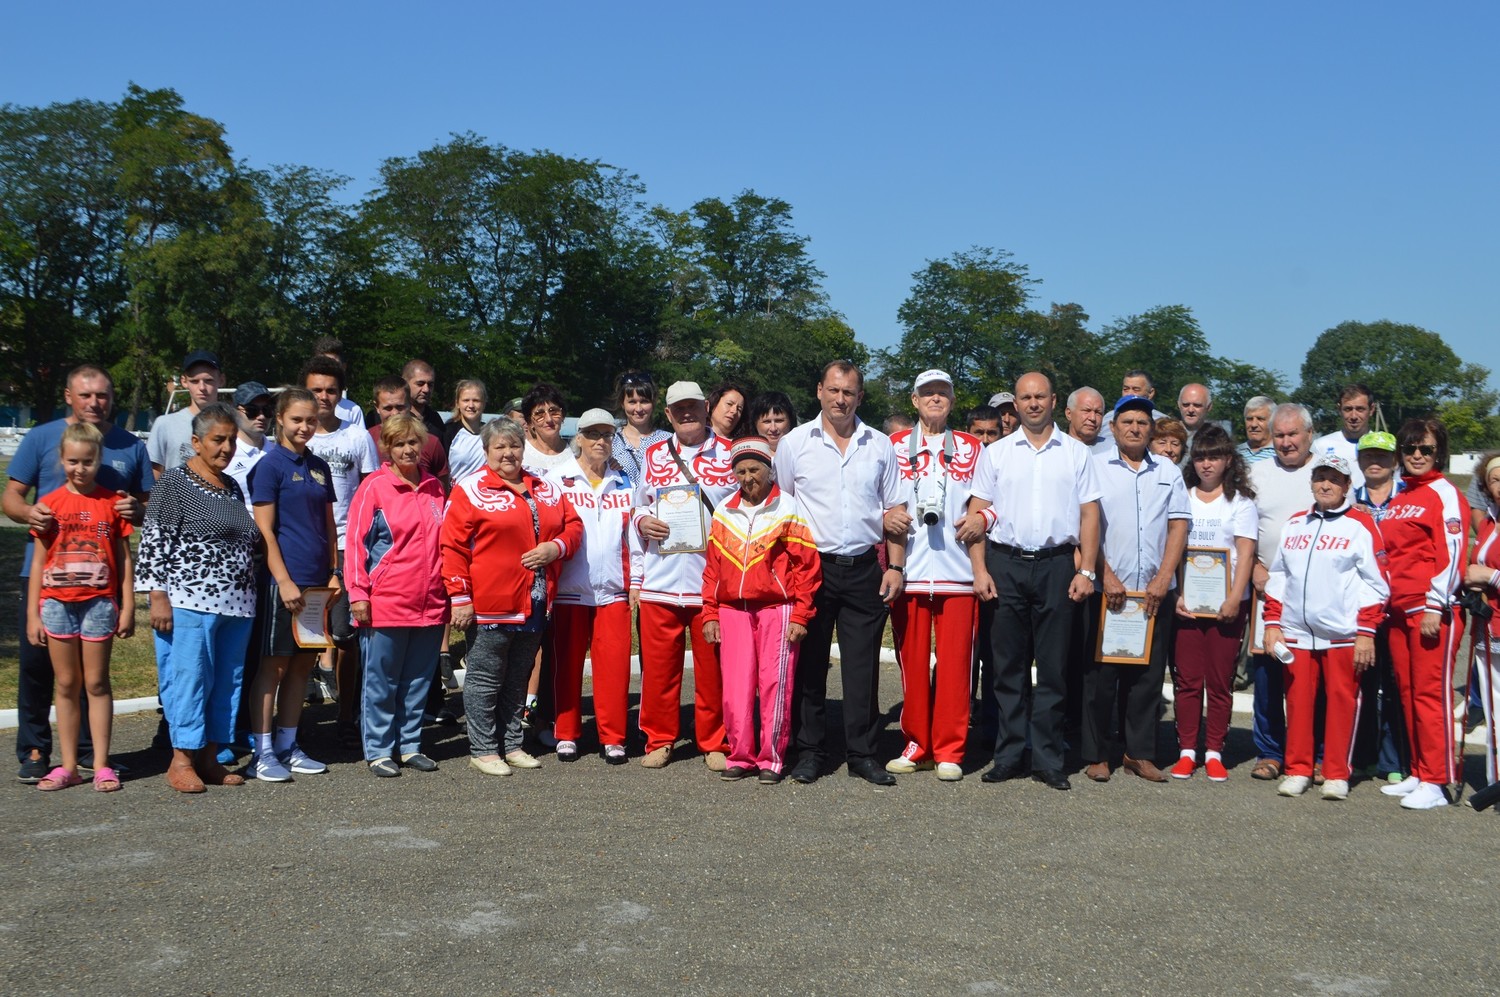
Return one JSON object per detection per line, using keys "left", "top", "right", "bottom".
{"left": 889, "top": 565, "right": 905, "bottom": 575}
{"left": 1077, "top": 569, "right": 1097, "bottom": 582}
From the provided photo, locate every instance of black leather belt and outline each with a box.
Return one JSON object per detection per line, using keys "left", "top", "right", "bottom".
{"left": 821, "top": 547, "right": 877, "bottom": 567}
{"left": 988, "top": 541, "right": 1075, "bottom": 561}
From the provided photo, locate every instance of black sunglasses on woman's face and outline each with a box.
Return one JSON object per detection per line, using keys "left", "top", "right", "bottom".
{"left": 1401, "top": 444, "right": 1435, "bottom": 457}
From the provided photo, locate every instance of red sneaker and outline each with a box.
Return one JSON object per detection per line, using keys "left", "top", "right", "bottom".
{"left": 1204, "top": 757, "right": 1229, "bottom": 782}
{"left": 1169, "top": 756, "right": 1195, "bottom": 779}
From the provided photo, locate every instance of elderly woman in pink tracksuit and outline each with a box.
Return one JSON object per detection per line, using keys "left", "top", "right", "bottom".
{"left": 345, "top": 413, "right": 450, "bottom": 778}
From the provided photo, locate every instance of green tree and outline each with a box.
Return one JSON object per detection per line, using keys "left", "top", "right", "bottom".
{"left": 1209, "top": 360, "right": 1286, "bottom": 432}
{"left": 1296, "top": 319, "right": 1497, "bottom": 434}
{"left": 1093, "top": 305, "right": 1218, "bottom": 410}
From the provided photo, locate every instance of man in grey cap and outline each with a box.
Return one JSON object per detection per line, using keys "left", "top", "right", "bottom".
{"left": 149, "top": 349, "right": 225, "bottom": 477}
{"left": 987, "top": 392, "right": 1020, "bottom": 438}
{"left": 225, "top": 381, "right": 276, "bottom": 512}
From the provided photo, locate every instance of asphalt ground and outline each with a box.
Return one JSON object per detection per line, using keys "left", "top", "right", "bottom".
{"left": 2, "top": 661, "right": 1497, "bottom": 997}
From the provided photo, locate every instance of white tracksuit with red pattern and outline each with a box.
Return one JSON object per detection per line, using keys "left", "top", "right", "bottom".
{"left": 1378, "top": 468, "right": 1470, "bottom": 785}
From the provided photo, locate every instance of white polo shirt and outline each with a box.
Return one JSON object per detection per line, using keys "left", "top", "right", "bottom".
{"left": 1093, "top": 447, "right": 1192, "bottom": 591}
{"left": 970, "top": 426, "right": 1102, "bottom": 549}
{"left": 1249, "top": 456, "right": 1316, "bottom": 569}
{"left": 773, "top": 417, "right": 903, "bottom": 555}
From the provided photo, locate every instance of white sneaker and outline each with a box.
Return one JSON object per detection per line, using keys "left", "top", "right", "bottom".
{"left": 1399, "top": 781, "right": 1449, "bottom": 810}
{"left": 1382, "top": 775, "right": 1421, "bottom": 797}
{"left": 504, "top": 749, "right": 542, "bottom": 769}
{"left": 885, "top": 756, "right": 919, "bottom": 774}
{"left": 936, "top": 762, "right": 963, "bottom": 782}
{"left": 1321, "top": 779, "right": 1349, "bottom": 801}
{"left": 1278, "top": 775, "right": 1311, "bottom": 797}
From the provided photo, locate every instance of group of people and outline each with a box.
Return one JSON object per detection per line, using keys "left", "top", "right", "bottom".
{"left": 10, "top": 348, "right": 1500, "bottom": 812}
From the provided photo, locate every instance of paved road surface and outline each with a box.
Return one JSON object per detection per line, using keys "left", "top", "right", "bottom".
{"left": 2, "top": 662, "right": 1496, "bottom": 996}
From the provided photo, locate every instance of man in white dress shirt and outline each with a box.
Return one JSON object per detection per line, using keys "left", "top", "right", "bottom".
{"left": 958, "top": 372, "right": 1102, "bottom": 791}
{"left": 773, "top": 361, "right": 908, "bottom": 785}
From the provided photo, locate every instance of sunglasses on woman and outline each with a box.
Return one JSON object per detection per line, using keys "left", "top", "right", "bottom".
{"left": 1400, "top": 444, "right": 1436, "bottom": 457}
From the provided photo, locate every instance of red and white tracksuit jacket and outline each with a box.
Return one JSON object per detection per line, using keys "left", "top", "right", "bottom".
{"left": 1264, "top": 499, "right": 1390, "bottom": 781}
{"left": 629, "top": 433, "right": 738, "bottom": 754}
{"left": 441, "top": 468, "right": 582, "bottom": 624}
{"left": 889, "top": 427, "right": 983, "bottom": 765}
{"left": 1469, "top": 510, "right": 1500, "bottom": 783}
{"left": 1378, "top": 469, "right": 1470, "bottom": 785}
{"left": 701, "top": 485, "right": 821, "bottom": 773}
{"left": 543, "top": 457, "right": 639, "bottom": 746}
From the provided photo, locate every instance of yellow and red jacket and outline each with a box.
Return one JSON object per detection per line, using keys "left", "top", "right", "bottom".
{"left": 701, "top": 484, "right": 821, "bottom": 626}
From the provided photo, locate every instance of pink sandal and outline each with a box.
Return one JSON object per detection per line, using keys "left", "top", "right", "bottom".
{"left": 92, "top": 766, "right": 122, "bottom": 793}
{"left": 37, "top": 767, "right": 85, "bottom": 792}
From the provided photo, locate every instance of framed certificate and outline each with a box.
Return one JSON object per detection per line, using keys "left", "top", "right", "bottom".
{"left": 293, "top": 586, "right": 336, "bottom": 649}
{"left": 1180, "top": 547, "right": 1230, "bottom": 619}
{"left": 655, "top": 484, "right": 708, "bottom": 555}
{"left": 1095, "top": 592, "right": 1156, "bottom": 665}
{"left": 1248, "top": 590, "right": 1267, "bottom": 655}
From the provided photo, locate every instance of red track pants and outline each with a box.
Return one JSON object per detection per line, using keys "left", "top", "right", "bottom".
{"left": 891, "top": 593, "right": 976, "bottom": 765}
{"left": 637, "top": 601, "right": 725, "bottom": 755}
{"left": 1388, "top": 612, "right": 1460, "bottom": 785}
{"left": 1284, "top": 645, "right": 1360, "bottom": 781}
{"left": 551, "top": 602, "right": 632, "bottom": 747}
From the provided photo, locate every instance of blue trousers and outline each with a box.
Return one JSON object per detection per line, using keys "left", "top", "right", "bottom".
{"left": 359, "top": 625, "right": 441, "bottom": 760}
{"left": 154, "top": 610, "right": 252, "bottom": 751}
{"left": 1250, "top": 653, "right": 1286, "bottom": 762}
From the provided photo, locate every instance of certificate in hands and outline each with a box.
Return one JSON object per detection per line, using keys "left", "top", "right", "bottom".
{"left": 1181, "top": 547, "right": 1230, "bottom": 618}
{"left": 655, "top": 484, "right": 708, "bottom": 555}
{"left": 293, "top": 586, "right": 336, "bottom": 649}
{"left": 1096, "top": 591, "right": 1155, "bottom": 665}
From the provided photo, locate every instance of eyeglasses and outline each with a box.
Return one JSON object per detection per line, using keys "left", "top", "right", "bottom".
{"left": 242, "top": 404, "right": 273, "bottom": 418}
{"left": 1400, "top": 444, "right": 1436, "bottom": 457}
{"left": 531, "top": 406, "right": 564, "bottom": 419}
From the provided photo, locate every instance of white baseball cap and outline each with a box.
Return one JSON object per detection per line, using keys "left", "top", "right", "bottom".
{"left": 988, "top": 391, "right": 1016, "bottom": 408}
{"left": 914, "top": 369, "right": 953, "bottom": 392}
{"left": 575, "top": 408, "right": 616, "bottom": 432}
{"left": 664, "top": 381, "right": 705, "bottom": 406}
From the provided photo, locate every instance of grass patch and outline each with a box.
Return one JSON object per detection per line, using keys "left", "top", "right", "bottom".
{"left": 0, "top": 527, "right": 159, "bottom": 709}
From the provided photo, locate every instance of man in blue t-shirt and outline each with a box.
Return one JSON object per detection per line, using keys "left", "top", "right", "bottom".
{"left": 2, "top": 365, "right": 152, "bottom": 782}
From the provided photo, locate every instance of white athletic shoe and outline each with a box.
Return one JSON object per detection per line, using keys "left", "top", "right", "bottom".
{"left": 936, "top": 762, "right": 963, "bottom": 782}
{"left": 1320, "top": 779, "right": 1349, "bottom": 801}
{"left": 1278, "top": 775, "right": 1311, "bottom": 797}
{"left": 884, "top": 756, "right": 933, "bottom": 774}
{"left": 1399, "top": 782, "right": 1449, "bottom": 810}
{"left": 1381, "top": 775, "right": 1421, "bottom": 797}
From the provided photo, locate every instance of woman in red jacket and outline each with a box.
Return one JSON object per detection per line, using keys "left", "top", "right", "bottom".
{"left": 346, "top": 413, "right": 449, "bottom": 778}
{"left": 443, "top": 419, "right": 582, "bottom": 777}
{"left": 1467, "top": 451, "right": 1500, "bottom": 789}
{"left": 1378, "top": 418, "right": 1470, "bottom": 810}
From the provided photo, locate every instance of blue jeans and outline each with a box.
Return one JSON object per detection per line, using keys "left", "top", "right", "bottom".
{"left": 359, "top": 625, "right": 442, "bottom": 760}
{"left": 1250, "top": 653, "right": 1286, "bottom": 762}
{"left": 154, "top": 610, "right": 252, "bottom": 751}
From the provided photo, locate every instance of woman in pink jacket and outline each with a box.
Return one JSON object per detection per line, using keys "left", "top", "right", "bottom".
{"left": 345, "top": 413, "right": 449, "bottom": 778}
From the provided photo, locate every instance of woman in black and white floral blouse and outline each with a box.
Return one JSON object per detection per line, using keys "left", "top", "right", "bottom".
{"left": 136, "top": 403, "right": 262, "bottom": 793}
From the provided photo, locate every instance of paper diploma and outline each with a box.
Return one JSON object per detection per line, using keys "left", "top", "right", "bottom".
{"left": 293, "top": 586, "right": 336, "bottom": 649}
{"left": 1096, "top": 592, "right": 1155, "bottom": 664}
{"left": 655, "top": 484, "right": 708, "bottom": 555}
{"left": 1181, "top": 547, "right": 1230, "bottom": 618}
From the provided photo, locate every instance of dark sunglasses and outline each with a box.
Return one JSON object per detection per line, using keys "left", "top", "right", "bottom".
{"left": 620, "top": 371, "right": 654, "bottom": 387}
{"left": 242, "top": 403, "right": 273, "bottom": 418}
{"left": 1400, "top": 444, "right": 1436, "bottom": 457}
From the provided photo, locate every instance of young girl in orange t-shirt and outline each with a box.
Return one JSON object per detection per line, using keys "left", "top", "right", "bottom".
{"left": 25, "top": 423, "right": 135, "bottom": 792}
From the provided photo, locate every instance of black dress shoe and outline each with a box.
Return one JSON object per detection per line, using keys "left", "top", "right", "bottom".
{"left": 980, "top": 762, "right": 1026, "bottom": 784}
{"left": 720, "top": 765, "right": 756, "bottom": 781}
{"left": 847, "top": 758, "right": 897, "bottom": 786}
{"left": 788, "top": 756, "right": 821, "bottom": 784}
{"left": 401, "top": 753, "right": 439, "bottom": 772}
{"left": 1032, "top": 768, "right": 1071, "bottom": 791}
{"left": 758, "top": 769, "right": 783, "bottom": 785}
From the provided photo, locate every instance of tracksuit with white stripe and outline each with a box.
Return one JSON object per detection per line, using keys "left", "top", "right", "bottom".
{"left": 1264, "top": 498, "right": 1390, "bottom": 782}
{"left": 1470, "top": 506, "right": 1500, "bottom": 786}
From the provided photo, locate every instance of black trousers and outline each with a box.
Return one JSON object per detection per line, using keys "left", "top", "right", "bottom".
{"left": 1080, "top": 590, "right": 1176, "bottom": 763}
{"left": 986, "top": 545, "right": 1078, "bottom": 773}
{"left": 14, "top": 592, "right": 93, "bottom": 763}
{"left": 793, "top": 550, "right": 888, "bottom": 762}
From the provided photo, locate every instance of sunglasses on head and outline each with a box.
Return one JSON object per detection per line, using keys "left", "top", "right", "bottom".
{"left": 1401, "top": 444, "right": 1436, "bottom": 457}
{"left": 620, "top": 371, "right": 654, "bottom": 387}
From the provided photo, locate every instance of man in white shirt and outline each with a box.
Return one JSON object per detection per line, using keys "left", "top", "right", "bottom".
{"left": 149, "top": 349, "right": 224, "bottom": 477}
{"left": 631, "top": 382, "right": 737, "bottom": 771}
{"left": 1311, "top": 383, "right": 1373, "bottom": 489}
{"left": 958, "top": 372, "right": 1101, "bottom": 791}
{"left": 774, "top": 361, "right": 907, "bottom": 785}
{"left": 1081, "top": 395, "right": 1191, "bottom": 783}
{"left": 1066, "top": 387, "right": 1114, "bottom": 457}
{"left": 1245, "top": 402, "right": 1317, "bottom": 781}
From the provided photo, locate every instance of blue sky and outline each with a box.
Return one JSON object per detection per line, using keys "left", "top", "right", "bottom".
{"left": 5, "top": 3, "right": 1496, "bottom": 392}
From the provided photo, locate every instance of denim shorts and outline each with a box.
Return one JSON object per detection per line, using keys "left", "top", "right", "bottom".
{"left": 40, "top": 596, "right": 118, "bottom": 641}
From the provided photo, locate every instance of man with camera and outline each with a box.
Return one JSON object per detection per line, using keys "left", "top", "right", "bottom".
{"left": 884, "top": 371, "right": 986, "bottom": 781}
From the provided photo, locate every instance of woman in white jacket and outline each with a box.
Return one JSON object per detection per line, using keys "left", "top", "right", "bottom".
{"left": 1262, "top": 453, "right": 1390, "bottom": 801}
{"left": 544, "top": 409, "right": 639, "bottom": 764}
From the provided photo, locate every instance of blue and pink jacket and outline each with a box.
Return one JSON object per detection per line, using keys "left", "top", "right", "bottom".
{"left": 345, "top": 464, "right": 449, "bottom": 628}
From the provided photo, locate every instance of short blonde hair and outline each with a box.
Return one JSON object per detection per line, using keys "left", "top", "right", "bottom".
{"left": 59, "top": 421, "right": 103, "bottom": 457}
{"left": 379, "top": 412, "right": 427, "bottom": 454}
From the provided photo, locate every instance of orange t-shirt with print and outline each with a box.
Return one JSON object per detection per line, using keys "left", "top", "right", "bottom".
{"left": 31, "top": 486, "right": 133, "bottom": 604}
